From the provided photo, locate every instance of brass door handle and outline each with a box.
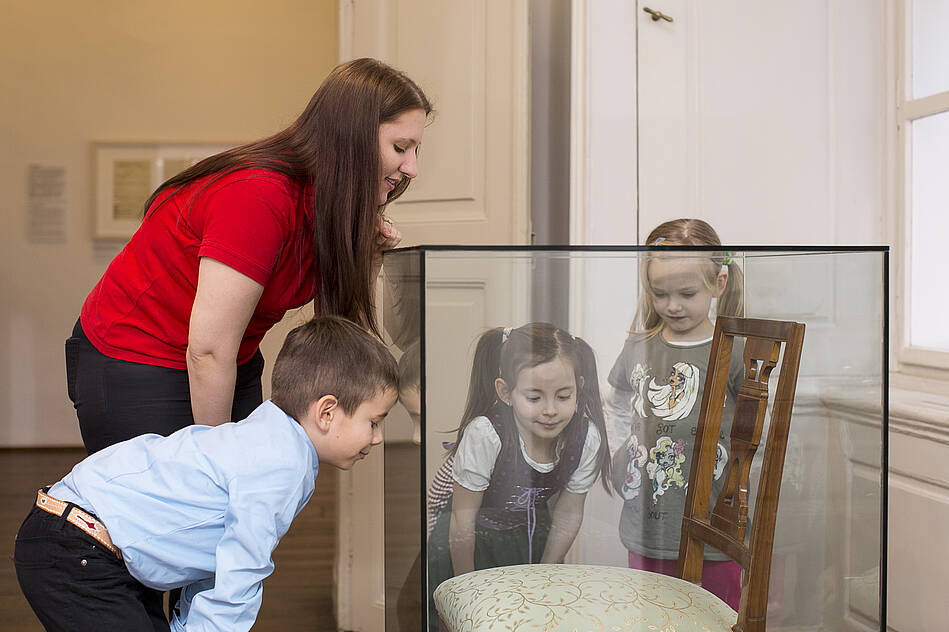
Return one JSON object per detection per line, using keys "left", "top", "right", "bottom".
{"left": 643, "top": 7, "right": 673, "bottom": 22}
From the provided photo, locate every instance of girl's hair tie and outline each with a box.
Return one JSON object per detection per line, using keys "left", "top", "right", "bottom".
{"left": 502, "top": 327, "right": 513, "bottom": 343}
{"left": 652, "top": 237, "right": 666, "bottom": 246}
{"left": 723, "top": 251, "right": 733, "bottom": 265}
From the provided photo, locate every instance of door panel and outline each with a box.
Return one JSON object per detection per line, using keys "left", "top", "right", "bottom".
{"left": 336, "top": 2, "right": 529, "bottom": 630}
{"left": 637, "top": 0, "right": 833, "bottom": 244}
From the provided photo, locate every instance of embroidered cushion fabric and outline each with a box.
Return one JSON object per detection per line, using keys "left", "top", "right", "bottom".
{"left": 434, "top": 564, "right": 736, "bottom": 631}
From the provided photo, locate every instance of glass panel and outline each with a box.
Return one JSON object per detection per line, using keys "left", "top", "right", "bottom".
{"left": 912, "top": 0, "right": 949, "bottom": 99}
{"left": 381, "top": 249, "right": 423, "bottom": 632}
{"left": 383, "top": 247, "right": 886, "bottom": 631}
{"left": 744, "top": 251, "right": 885, "bottom": 629}
{"left": 911, "top": 111, "right": 949, "bottom": 350}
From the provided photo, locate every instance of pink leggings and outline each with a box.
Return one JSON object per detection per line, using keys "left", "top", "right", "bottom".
{"left": 628, "top": 552, "right": 742, "bottom": 611}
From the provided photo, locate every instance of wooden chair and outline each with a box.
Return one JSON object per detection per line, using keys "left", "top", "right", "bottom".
{"left": 433, "top": 317, "right": 806, "bottom": 632}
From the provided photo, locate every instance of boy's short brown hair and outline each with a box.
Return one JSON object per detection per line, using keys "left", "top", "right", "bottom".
{"left": 272, "top": 316, "right": 399, "bottom": 421}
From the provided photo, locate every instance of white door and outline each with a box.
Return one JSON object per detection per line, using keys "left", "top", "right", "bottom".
{"left": 635, "top": 0, "right": 881, "bottom": 245}
{"left": 574, "top": 2, "right": 884, "bottom": 631}
{"left": 336, "top": 2, "right": 531, "bottom": 630}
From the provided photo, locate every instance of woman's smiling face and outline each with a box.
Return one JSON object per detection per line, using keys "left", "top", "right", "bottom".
{"left": 378, "top": 108, "right": 426, "bottom": 205}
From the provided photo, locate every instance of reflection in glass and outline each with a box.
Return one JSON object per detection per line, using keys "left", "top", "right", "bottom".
{"left": 382, "top": 247, "right": 886, "bottom": 632}
{"left": 381, "top": 250, "right": 423, "bottom": 631}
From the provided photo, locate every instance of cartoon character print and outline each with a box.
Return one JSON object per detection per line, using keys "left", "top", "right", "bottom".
{"left": 629, "top": 363, "right": 649, "bottom": 418}
{"left": 645, "top": 436, "right": 687, "bottom": 503}
{"left": 648, "top": 362, "right": 700, "bottom": 421}
{"left": 619, "top": 434, "right": 648, "bottom": 500}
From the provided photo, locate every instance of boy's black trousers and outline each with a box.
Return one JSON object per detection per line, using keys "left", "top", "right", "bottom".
{"left": 14, "top": 504, "right": 168, "bottom": 632}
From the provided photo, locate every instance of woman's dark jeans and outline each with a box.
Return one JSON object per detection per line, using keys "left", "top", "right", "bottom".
{"left": 66, "top": 319, "right": 264, "bottom": 455}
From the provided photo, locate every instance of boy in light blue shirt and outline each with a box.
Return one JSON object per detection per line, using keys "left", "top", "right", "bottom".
{"left": 14, "top": 316, "right": 399, "bottom": 632}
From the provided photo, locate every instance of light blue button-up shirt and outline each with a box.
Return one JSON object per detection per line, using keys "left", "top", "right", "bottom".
{"left": 49, "top": 400, "right": 319, "bottom": 631}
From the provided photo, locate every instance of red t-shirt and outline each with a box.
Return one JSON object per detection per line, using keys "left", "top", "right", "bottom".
{"left": 81, "top": 169, "right": 316, "bottom": 370}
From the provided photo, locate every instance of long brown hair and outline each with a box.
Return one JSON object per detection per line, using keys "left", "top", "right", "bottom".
{"left": 631, "top": 218, "right": 745, "bottom": 341}
{"left": 143, "top": 58, "right": 432, "bottom": 336}
{"left": 452, "top": 323, "right": 612, "bottom": 492}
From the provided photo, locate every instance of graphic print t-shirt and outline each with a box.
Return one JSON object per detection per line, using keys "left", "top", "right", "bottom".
{"left": 607, "top": 334, "right": 744, "bottom": 560}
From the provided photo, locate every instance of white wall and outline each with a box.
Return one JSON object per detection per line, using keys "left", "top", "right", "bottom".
{"left": 0, "top": 1, "right": 337, "bottom": 446}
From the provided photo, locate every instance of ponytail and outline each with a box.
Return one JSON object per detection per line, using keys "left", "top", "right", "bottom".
{"left": 717, "top": 257, "right": 745, "bottom": 318}
{"left": 451, "top": 328, "right": 504, "bottom": 455}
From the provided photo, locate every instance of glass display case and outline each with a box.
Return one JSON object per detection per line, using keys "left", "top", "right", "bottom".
{"left": 381, "top": 246, "right": 888, "bottom": 631}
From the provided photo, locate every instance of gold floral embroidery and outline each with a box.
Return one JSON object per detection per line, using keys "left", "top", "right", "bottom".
{"left": 433, "top": 564, "right": 736, "bottom": 631}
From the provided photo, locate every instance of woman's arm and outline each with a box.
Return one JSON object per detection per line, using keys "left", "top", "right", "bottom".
{"left": 540, "top": 490, "right": 588, "bottom": 563}
{"left": 448, "top": 484, "right": 484, "bottom": 575}
{"left": 187, "top": 257, "right": 264, "bottom": 426}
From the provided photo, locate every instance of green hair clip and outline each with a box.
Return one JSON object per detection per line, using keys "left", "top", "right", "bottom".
{"left": 723, "top": 252, "right": 733, "bottom": 265}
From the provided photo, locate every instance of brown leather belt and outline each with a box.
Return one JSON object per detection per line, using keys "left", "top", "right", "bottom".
{"left": 35, "top": 489, "right": 121, "bottom": 558}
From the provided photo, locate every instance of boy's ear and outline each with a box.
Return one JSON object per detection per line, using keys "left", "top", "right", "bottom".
{"left": 494, "top": 378, "right": 511, "bottom": 405}
{"left": 308, "top": 395, "right": 339, "bottom": 432}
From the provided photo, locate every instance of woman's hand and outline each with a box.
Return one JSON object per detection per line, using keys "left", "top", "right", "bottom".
{"left": 377, "top": 214, "right": 402, "bottom": 253}
{"left": 372, "top": 214, "right": 403, "bottom": 281}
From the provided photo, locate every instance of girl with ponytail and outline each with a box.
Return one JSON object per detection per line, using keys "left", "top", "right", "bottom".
{"left": 426, "top": 322, "right": 610, "bottom": 629}
{"left": 605, "top": 218, "right": 746, "bottom": 610}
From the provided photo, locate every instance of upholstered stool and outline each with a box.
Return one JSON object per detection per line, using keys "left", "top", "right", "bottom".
{"left": 433, "top": 563, "right": 736, "bottom": 631}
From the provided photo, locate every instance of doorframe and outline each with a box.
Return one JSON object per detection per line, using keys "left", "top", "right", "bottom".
{"left": 568, "top": 0, "right": 639, "bottom": 360}
{"left": 569, "top": 0, "right": 639, "bottom": 247}
{"left": 335, "top": 7, "right": 353, "bottom": 629}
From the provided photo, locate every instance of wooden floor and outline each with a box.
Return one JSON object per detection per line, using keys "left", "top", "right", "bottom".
{"left": 0, "top": 449, "right": 339, "bottom": 631}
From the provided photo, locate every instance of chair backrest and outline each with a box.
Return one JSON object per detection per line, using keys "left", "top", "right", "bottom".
{"left": 677, "top": 316, "right": 806, "bottom": 632}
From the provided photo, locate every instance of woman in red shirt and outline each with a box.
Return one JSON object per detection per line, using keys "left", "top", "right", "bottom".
{"left": 68, "top": 57, "right": 431, "bottom": 454}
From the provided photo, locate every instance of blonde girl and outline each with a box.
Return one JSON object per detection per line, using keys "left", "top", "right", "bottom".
{"left": 606, "top": 218, "right": 745, "bottom": 610}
